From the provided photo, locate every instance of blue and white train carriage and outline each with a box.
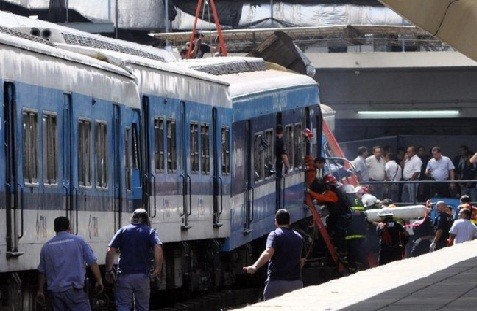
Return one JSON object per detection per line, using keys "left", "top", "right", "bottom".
{"left": 0, "top": 22, "right": 324, "bottom": 307}
{"left": 0, "top": 27, "right": 141, "bottom": 301}
{"left": 55, "top": 44, "right": 323, "bottom": 291}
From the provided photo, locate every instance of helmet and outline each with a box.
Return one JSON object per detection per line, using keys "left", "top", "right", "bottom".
{"left": 460, "top": 194, "right": 471, "bottom": 203}
{"left": 323, "top": 174, "right": 337, "bottom": 186}
{"left": 355, "top": 185, "right": 369, "bottom": 194}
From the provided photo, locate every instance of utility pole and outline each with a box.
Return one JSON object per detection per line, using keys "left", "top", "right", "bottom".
{"left": 115, "top": 0, "right": 119, "bottom": 39}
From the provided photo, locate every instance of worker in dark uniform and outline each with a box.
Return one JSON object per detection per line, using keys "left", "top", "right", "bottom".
{"left": 376, "top": 211, "right": 409, "bottom": 265}
{"left": 307, "top": 174, "right": 352, "bottom": 261}
{"left": 431, "top": 201, "right": 454, "bottom": 251}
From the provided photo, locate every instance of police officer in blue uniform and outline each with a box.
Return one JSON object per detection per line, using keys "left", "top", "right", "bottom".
{"left": 105, "top": 209, "right": 163, "bottom": 311}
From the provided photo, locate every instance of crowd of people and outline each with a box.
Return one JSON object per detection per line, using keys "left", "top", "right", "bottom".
{"left": 352, "top": 144, "right": 477, "bottom": 204}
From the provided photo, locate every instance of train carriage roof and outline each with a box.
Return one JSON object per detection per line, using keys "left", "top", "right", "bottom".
{"left": 0, "top": 30, "right": 140, "bottom": 108}
{"left": 52, "top": 43, "right": 318, "bottom": 107}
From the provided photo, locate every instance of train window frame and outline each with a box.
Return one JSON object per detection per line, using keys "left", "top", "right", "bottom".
{"left": 201, "top": 123, "right": 210, "bottom": 175}
{"left": 253, "top": 132, "right": 264, "bottom": 182}
{"left": 78, "top": 119, "right": 92, "bottom": 188}
{"left": 42, "top": 111, "right": 58, "bottom": 186}
{"left": 293, "top": 123, "right": 304, "bottom": 169}
{"left": 190, "top": 122, "right": 199, "bottom": 174}
{"left": 285, "top": 125, "right": 294, "bottom": 171}
{"left": 95, "top": 121, "right": 108, "bottom": 189}
{"left": 166, "top": 118, "right": 177, "bottom": 173}
{"left": 22, "top": 109, "right": 39, "bottom": 185}
{"left": 221, "top": 126, "right": 230, "bottom": 175}
{"left": 154, "top": 117, "right": 165, "bottom": 173}
{"left": 264, "top": 129, "right": 274, "bottom": 179}
{"left": 125, "top": 127, "right": 132, "bottom": 191}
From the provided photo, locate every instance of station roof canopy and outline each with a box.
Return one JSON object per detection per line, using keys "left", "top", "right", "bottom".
{"left": 379, "top": 0, "right": 477, "bottom": 62}
{"left": 152, "top": 25, "right": 438, "bottom": 53}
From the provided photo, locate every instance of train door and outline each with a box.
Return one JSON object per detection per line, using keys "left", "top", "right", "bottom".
{"left": 3, "top": 82, "right": 23, "bottom": 258}
{"left": 68, "top": 97, "right": 129, "bottom": 241}
{"left": 112, "top": 104, "right": 122, "bottom": 230}
{"left": 212, "top": 107, "right": 231, "bottom": 230}
{"left": 280, "top": 108, "right": 306, "bottom": 212}
{"left": 123, "top": 109, "right": 142, "bottom": 216}
{"left": 245, "top": 115, "right": 276, "bottom": 231}
{"left": 179, "top": 101, "right": 213, "bottom": 232}
{"left": 62, "top": 93, "right": 73, "bottom": 227}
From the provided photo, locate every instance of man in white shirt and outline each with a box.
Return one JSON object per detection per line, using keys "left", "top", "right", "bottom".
{"left": 426, "top": 146, "right": 455, "bottom": 198}
{"left": 385, "top": 152, "right": 402, "bottom": 203}
{"left": 353, "top": 146, "right": 369, "bottom": 184}
{"left": 449, "top": 208, "right": 477, "bottom": 245}
{"left": 366, "top": 146, "right": 386, "bottom": 199}
{"left": 402, "top": 146, "right": 422, "bottom": 203}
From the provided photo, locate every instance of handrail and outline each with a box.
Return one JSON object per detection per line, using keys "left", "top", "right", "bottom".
{"left": 187, "top": 174, "right": 192, "bottom": 216}
{"left": 17, "top": 184, "right": 24, "bottom": 239}
{"left": 74, "top": 188, "right": 79, "bottom": 235}
{"left": 218, "top": 176, "right": 223, "bottom": 216}
{"left": 151, "top": 174, "right": 157, "bottom": 218}
{"left": 180, "top": 174, "right": 186, "bottom": 217}
{"left": 250, "top": 188, "right": 254, "bottom": 222}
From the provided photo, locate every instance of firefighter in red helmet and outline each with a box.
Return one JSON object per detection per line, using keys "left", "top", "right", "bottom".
{"left": 307, "top": 173, "right": 352, "bottom": 262}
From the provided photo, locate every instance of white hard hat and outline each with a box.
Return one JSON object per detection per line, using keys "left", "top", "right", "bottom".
{"left": 343, "top": 184, "right": 355, "bottom": 194}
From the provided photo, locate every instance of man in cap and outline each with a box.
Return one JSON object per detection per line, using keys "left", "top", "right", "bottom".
{"left": 105, "top": 209, "right": 163, "bottom": 311}
{"left": 430, "top": 201, "right": 454, "bottom": 251}
{"left": 376, "top": 211, "right": 409, "bottom": 265}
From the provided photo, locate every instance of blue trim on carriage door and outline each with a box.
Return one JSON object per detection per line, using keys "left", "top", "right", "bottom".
{"left": 212, "top": 106, "right": 232, "bottom": 228}
{"left": 179, "top": 100, "right": 214, "bottom": 229}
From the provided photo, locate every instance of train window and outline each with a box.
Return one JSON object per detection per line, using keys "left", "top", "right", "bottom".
{"left": 221, "top": 126, "right": 230, "bottom": 175}
{"left": 23, "top": 110, "right": 39, "bottom": 184}
{"left": 125, "top": 127, "right": 131, "bottom": 190}
{"left": 167, "top": 119, "right": 177, "bottom": 173}
{"left": 294, "top": 123, "right": 303, "bottom": 169}
{"left": 78, "top": 119, "right": 92, "bottom": 187}
{"left": 285, "top": 125, "right": 294, "bottom": 169}
{"left": 154, "top": 117, "right": 165, "bottom": 172}
{"left": 201, "top": 123, "right": 210, "bottom": 174}
{"left": 253, "top": 133, "right": 263, "bottom": 181}
{"left": 42, "top": 113, "right": 57, "bottom": 185}
{"left": 95, "top": 122, "right": 108, "bottom": 189}
{"left": 190, "top": 122, "right": 199, "bottom": 173}
{"left": 132, "top": 123, "right": 139, "bottom": 170}
{"left": 264, "top": 130, "right": 274, "bottom": 178}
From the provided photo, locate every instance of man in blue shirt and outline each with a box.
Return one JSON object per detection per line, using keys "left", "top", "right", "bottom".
{"left": 243, "top": 209, "right": 304, "bottom": 300}
{"left": 37, "top": 216, "right": 103, "bottom": 310}
{"left": 105, "top": 209, "right": 163, "bottom": 311}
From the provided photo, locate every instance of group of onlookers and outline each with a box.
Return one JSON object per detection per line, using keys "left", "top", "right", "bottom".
{"left": 352, "top": 144, "right": 477, "bottom": 203}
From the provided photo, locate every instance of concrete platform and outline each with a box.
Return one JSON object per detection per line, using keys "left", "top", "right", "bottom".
{"left": 235, "top": 240, "right": 477, "bottom": 311}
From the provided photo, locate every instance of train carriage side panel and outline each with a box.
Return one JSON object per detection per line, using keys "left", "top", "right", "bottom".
{"left": 0, "top": 34, "right": 140, "bottom": 272}
{"left": 225, "top": 82, "right": 320, "bottom": 251}
{"left": 133, "top": 64, "right": 232, "bottom": 243}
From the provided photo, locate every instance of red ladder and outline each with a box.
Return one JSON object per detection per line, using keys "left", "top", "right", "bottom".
{"left": 322, "top": 120, "right": 358, "bottom": 186}
{"left": 304, "top": 193, "right": 347, "bottom": 274}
